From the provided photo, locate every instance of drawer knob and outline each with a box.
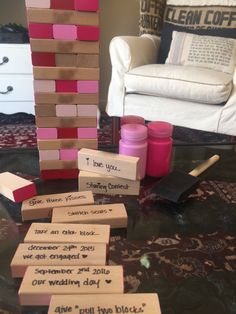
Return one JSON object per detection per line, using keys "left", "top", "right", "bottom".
{"left": 0, "top": 56, "right": 9, "bottom": 65}
{"left": 0, "top": 86, "right": 13, "bottom": 94}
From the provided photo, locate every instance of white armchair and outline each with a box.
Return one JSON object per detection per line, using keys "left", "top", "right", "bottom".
{"left": 106, "top": 34, "right": 236, "bottom": 136}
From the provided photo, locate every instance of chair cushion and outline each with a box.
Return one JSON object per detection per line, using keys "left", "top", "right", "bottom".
{"left": 158, "top": 0, "right": 236, "bottom": 63}
{"left": 166, "top": 31, "right": 236, "bottom": 74}
{"left": 124, "top": 64, "right": 233, "bottom": 104}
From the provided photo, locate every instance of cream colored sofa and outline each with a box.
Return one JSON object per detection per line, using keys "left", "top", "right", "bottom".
{"left": 106, "top": 34, "right": 236, "bottom": 136}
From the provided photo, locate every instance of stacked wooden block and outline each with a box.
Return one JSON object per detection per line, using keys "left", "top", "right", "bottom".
{"left": 26, "top": 0, "right": 99, "bottom": 180}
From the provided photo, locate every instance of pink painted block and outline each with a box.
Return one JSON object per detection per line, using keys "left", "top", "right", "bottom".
{"left": 77, "top": 26, "right": 99, "bottom": 41}
{"left": 74, "top": 0, "right": 99, "bottom": 11}
{"left": 77, "top": 105, "right": 97, "bottom": 117}
{"left": 56, "top": 80, "right": 77, "bottom": 93}
{"left": 39, "top": 150, "right": 59, "bottom": 161}
{"left": 60, "top": 149, "right": 78, "bottom": 160}
{"left": 34, "top": 80, "right": 55, "bottom": 93}
{"left": 77, "top": 81, "right": 99, "bottom": 94}
{"left": 56, "top": 105, "right": 77, "bottom": 117}
{"left": 37, "top": 128, "right": 58, "bottom": 139}
{"left": 77, "top": 128, "right": 97, "bottom": 139}
{"left": 25, "top": 0, "right": 50, "bottom": 8}
{"left": 29, "top": 23, "right": 53, "bottom": 39}
{"left": 53, "top": 24, "right": 77, "bottom": 40}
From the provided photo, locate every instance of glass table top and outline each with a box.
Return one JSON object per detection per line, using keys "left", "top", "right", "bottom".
{"left": 0, "top": 144, "right": 236, "bottom": 314}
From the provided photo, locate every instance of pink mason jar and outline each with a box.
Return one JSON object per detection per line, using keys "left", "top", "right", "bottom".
{"left": 120, "top": 115, "right": 145, "bottom": 126}
{"left": 146, "top": 121, "right": 173, "bottom": 177}
{"left": 119, "top": 124, "right": 148, "bottom": 179}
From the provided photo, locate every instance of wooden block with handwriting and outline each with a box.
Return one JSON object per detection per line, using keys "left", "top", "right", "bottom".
{"left": 0, "top": 172, "right": 37, "bottom": 203}
{"left": 52, "top": 203, "right": 127, "bottom": 228}
{"left": 48, "top": 293, "right": 162, "bottom": 314}
{"left": 18, "top": 265, "right": 123, "bottom": 305}
{"left": 21, "top": 191, "right": 94, "bottom": 221}
{"left": 79, "top": 170, "right": 140, "bottom": 195}
{"left": 11, "top": 243, "right": 107, "bottom": 278}
{"left": 24, "top": 223, "right": 110, "bottom": 245}
{"left": 78, "top": 148, "right": 140, "bottom": 181}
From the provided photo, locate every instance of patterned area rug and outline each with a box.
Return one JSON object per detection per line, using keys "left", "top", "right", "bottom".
{"left": 0, "top": 112, "right": 113, "bottom": 148}
{"left": 0, "top": 112, "right": 236, "bottom": 148}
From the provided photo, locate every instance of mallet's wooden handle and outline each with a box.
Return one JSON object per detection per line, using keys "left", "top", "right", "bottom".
{"left": 189, "top": 154, "right": 220, "bottom": 177}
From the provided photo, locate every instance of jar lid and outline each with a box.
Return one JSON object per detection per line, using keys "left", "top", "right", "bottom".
{"left": 148, "top": 121, "right": 173, "bottom": 138}
{"left": 121, "top": 124, "right": 147, "bottom": 141}
{"left": 120, "top": 115, "right": 145, "bottom": 126}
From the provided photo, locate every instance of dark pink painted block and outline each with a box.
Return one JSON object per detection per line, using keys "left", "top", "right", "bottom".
{"left": 56, "top": 80, "right": 77, "bottom": 93}
{"left": 13, "top": 183, "right": 37, "bottom": 203}
{"left": 29, "top": 23, "right": 53, "bottom": 39}
{"left": 51, "top": 0, "right": 75, "bottom": 10}
{"left": 77, "top": 26, "right": 99, "bottom": 41}
{"left": 31, "top": 52, "right": 55, "bottom": 66}
{"left": 75, "top": 0, "right": 99, "bottom": 11}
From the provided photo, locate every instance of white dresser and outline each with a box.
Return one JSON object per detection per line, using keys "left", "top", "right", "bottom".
{"left": 0, "top": 43, "right": 34, "bottom": 114}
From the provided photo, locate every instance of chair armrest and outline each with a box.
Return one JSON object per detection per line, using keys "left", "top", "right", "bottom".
{"left": 106, "top": 35, "right": 160, "bottom": 117}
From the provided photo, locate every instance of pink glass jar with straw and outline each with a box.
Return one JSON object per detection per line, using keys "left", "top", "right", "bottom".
{"left": 119, "top": 124, "right": 148, "bottom": 179}
{"left": 146, "top": 121, "right": 173, "bottom": 177}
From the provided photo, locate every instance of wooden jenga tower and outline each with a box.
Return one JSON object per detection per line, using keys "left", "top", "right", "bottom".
{"left": 25, "top": 0, "right": 99, "bottom": 180}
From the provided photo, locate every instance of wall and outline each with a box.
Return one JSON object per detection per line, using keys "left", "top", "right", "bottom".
{"left": 0, "top": 0, "right": 140, "bottom": 111}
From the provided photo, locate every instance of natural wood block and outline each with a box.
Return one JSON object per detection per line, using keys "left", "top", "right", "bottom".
{"left": 35, "top": 105, "right": 56, "bottom": 117}
{"left": 55, "top": 53, "right": 77, "bottom": 67}
{"left": 78, "top": 149, "right": 140, "bottom": 181}
{"left": 24, "top": 223, "right": 110, "bottom": 244}
{"left": 0, "top": 172, "right": 36, "bottom": 203}
{"left": 28, "top": 23, "right": 53, "bottom": 39}
{"left": 79, "top": 171, "right": 140, "bottom": 195}
{"left": 35, "top": 92, "right": 98, "bottom": 104}
{"left": 77, "top": 53, "right": 99, "bottom": 68}
{"left": 41, "top": 169, "right": 78, "bottom": 180}
{"left": 36, "top": 117, "right": 97, "bottom": 128}
{"left": 11, "top": 242, "right": 107, "bottom": 278}
{"left": 52, "top": 203, "right": 128, "bottom": 229}
{"left": 40, "top": 160, "right": 77, "bottom": 170}
{"left": 37, "top": 138, "right": 98, "bottom": 150}
{"left": 27, "top": 8, "right": 99, "bottom": 26}
{"left": 21, "top": 191, "right": 94, "bottom": 221}
{"left": 33, "top": 67, "right": 99, "bottom": 80}
{"left": 18, "top": 265, "right": 123, "bottom": 305}
{"left": 30, "top": 39, "right": 99, "bottom": 54}
{"left": 48, "top": 294, "right": 161, "bottom": 314}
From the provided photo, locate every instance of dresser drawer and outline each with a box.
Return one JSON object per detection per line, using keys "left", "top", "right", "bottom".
{"left": 0, "top": 101, "right": 35, "bottom": 114}
{"left": 0, "top": 44, "right": 33, "bottom": 74}
{"left": 0, "top": 76, "right": 34, "bottom": 101}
